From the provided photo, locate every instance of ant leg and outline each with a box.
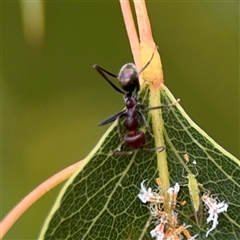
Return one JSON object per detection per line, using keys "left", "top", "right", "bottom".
{"left": 110, "top": 149, "right": 134, "bottom": 155}
{"left": 135, "top": 103, "right": 146, "bottom": 110}
{"left": 145, "top": 99, "right": 180, "bottom": 111}
{"left": 134, "top": 104, "right": 152, "bottom": 132}
{"left": 142, "top": 145, "right": 165, "bottom": 152}
{"left": 111, "top": 145, "right": 165, "bottom": 155}
{"left": 111, "top": 142, "right": 126, "bottom": 154}
{"left": 94, "top": 65, "right": 118, "bottom": 78}
{"left": 135, "top": 99, "right": 179, "bottom": 112}
{"left": 93, "top": 65, "right": 125, "bottom": 95}
{"left": 98, "top": 110, "right": 126, "bottom": 126}
{"left": 137, "top": 111, "right": 153, "bottom": 137}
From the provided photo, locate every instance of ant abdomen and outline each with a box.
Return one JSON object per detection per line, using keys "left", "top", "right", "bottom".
{"left": 124, "top": 132, "right": 145, "bottom": 149}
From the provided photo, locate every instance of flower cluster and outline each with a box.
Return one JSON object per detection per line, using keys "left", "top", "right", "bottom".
{"left": 138, "top": 180, "right": 198, "bottom": 240}
{"left": 138, "top": 180, "right": 164, "bottom": 204}
{"left": 138, "top": 178, "right": 228, "bottom": 239}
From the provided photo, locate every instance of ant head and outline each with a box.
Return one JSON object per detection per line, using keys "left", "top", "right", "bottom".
{"left": 118, "top": 63, "right": 140, "bottom": 94}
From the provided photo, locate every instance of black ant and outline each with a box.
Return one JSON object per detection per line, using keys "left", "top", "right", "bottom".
{"left": 93, "top": 51, "right": 179, "bottom": 154}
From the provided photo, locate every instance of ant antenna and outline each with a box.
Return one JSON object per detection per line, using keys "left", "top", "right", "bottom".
{"left": 138, "top": 45, "right": 158, "bottom": 75}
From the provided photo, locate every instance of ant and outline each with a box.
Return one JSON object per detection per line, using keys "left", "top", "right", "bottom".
{"left": 93, "top": 50, "right": 179, "bottom": 154}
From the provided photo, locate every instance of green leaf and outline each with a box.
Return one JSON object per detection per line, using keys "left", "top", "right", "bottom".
{"left": 39, "top": 85, "right": 240, "bottom": 240}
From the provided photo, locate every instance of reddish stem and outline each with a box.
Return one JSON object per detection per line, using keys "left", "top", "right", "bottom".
{"left": 133, "top": 0, "right": 154, "bottom": 45}
{"left": 119, "top": 0, "right": 141, "bottom": 72}
{"left": 0, "top": 160, "right": 84, "bottom": 239}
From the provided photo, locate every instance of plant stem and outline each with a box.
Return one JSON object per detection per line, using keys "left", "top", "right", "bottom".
{"left": 131, "top": 0, "right": 170, "bottom": 211}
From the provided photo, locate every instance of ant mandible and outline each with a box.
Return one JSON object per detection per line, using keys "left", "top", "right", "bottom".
{"left": 93, "top": 50, "right": 179, "bottom": 154}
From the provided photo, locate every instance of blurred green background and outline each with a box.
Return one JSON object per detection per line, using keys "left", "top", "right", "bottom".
{"left": 2, "top": 1, "right": 239, "bottom": 239}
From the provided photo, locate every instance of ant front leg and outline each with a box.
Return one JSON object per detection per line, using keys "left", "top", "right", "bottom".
{"left": 142, "top": 145, "right": 166, "bottom": 153}
{"left": 93, "top": 64, "right": 125, "bottom": 95}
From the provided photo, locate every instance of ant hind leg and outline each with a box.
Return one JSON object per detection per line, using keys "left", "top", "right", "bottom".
{"left": 110, "top": 149, "right": 134, "bottom": 155}
{"left": 142, "top": 145, "right": 165, "bottom": 152}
